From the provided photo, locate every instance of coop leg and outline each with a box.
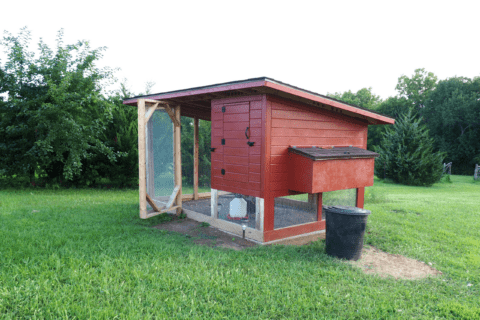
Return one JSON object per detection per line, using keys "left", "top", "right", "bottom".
{"left": 356, "top": 187, "right": 365, "bottom": 209}
{"left": 211, "top": 189, "right": 218, "bottom": 219}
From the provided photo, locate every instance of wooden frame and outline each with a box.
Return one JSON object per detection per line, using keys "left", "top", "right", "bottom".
{"left": 193, "top": 117, "right": 199, "bottom": 200}
{"left": 138, "top": 99, "right": 182, "bottom": 219}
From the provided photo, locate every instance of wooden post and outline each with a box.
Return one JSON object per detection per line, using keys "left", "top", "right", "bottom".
{"left": 317, "top": 192, "right": 323, "bottom": 221}
{"left": 255, "top": 197, "right": 264, "bottom": 231}
{"left": 193, "top": 117, "right": 199, "bottom": 200}
{"left": 174, "top": 105, "right": 182, "bottom": 215}
{"left": 308, "top": 193, "right": 318, "bottom": 212}
{"left": 146, "top": 120, "right": 154, "bottom": 196}
{"left": 263, "top": 196, "right": 275, "bottom": 232}
{"left": 211, "top": 189, "right": 218, "bottom": 218}
{"left": 356, "top": 187, "right": 365, "bottom": 209}
{"left": 138, "top": 99, "right": 147, "bottom": 219}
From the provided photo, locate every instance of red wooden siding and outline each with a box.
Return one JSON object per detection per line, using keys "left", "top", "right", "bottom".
{"left": 211, "top": 95, "right": 265, "bottom": 198}
{"left": 288, "top": 153, "right": 376, "bottom": 193}
{"left": 267, "top": 96, "right": 369, "bottom": 197}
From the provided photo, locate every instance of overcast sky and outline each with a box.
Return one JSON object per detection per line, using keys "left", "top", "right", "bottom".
{"left": 2, "top": 0, "right": 479, "bottom": 100}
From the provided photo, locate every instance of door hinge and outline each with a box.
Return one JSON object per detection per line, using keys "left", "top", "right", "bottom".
{"left": 221, "top": 169, "right": 225, "bottom": 175}
{"left": 247, "top": 141, "right": 255, "bottom": 147}
{"left": 221, "top": 139, "right": 225, "bottom": 145}
{"left": 210, "top": 147, "right": 216, "bottom": 152}
{"left": 222, "top": 106, "right": 226, "bottom": 113}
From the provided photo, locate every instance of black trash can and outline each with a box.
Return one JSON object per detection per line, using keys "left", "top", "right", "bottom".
{"left": 325, "top": 206, "right": 371, "bottom": 261}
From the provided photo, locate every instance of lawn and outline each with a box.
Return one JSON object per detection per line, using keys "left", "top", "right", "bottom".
{"left": 0, "top": 176, "right": 479, "bottom": 319}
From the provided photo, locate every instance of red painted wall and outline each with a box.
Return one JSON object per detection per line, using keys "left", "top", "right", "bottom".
{"left": 210, "top": 94, "right": 371, "bottom": 236}
{"left": 210, "top": 95, "right": 265, "bottom": 198}
{"left": 266, "top": 95, "right": 369, "bottom": 198}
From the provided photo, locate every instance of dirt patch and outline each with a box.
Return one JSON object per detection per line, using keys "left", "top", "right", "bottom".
{"left": 154, "top": 219, "right": 441, "bottom": 280}
{"left": 349, "top": 246, "right": 442, "bottom": 280}
{"left": 153, "top": 217, "right": 257, "bottom": 250}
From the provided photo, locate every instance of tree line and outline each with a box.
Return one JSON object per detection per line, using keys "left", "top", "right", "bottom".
{"left": 329, "top": 69, "right": 480, "bottom": 182}
{"left": 0, "top": 28, "right": 212, "bottom": 188}
{"left": 1, "top": 29, "right": 478, "bottom": 188}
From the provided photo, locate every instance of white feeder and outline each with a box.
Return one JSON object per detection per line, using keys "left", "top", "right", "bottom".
{"left": 229, "top": 198, "right": 247, "bottom": 219}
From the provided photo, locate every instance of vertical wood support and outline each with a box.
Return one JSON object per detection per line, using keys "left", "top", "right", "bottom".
{"left": 146, "top": 120, "right": 154, "bottom": 196}
{"left": 356, "top": 187, "right": 365, "bottom": 209}
{"left": 263, "top": 97, "right": 274, "bottom": 233}
{"left": 211, "top": 189, "right": 218, "bottom": 218}
{"left": 255, "top": 197, "right": 264, "bottom": 231}
{"left": 308, "top": 193, "right": 318, "bottom": 212}
{"left": 138, "top": 99, "right": 147, "bottom": 219}
{"left": 317, "top": 192, "right": 323, "bottom": 221}
{"left": 263, "top": 196, "right": 275, "bottom": 232}
{"left": 174, "top": 105, "right": 182, "bottom": 215}
{"left": 193, "top": 117, "right": 199, "bottom": 200}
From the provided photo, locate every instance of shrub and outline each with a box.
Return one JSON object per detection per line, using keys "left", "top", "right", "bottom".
{"left": 374, "top": 110, "right": 445, "bottom": 186}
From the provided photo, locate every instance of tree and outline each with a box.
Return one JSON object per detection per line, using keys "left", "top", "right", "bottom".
{"left": 367, "top": 97, "right": 410, "bottom": 151}
{"left": 0, "top": 28, "right": 121, "bottom": 183}
{"left": 422, "top": 76, "right": 480, "bottom": 175}
{"left": 328, "top": 87, "right": 382, "bottom": 110}
{"left": 374, "top": 110, "right": 445, "bottom": 186}
{"left": 396, "top": 68, "right": 438, "bottom": 110}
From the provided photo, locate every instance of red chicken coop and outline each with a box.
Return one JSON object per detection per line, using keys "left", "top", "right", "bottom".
{"left": 123, "top": 77, "right": 395, "bottom": 244}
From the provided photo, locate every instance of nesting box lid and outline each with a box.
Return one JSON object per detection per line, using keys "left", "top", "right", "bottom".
{"left": 288, "top": 146, "right": 379, "bottom": 161}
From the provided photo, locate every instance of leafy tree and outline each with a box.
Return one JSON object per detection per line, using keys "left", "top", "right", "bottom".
{"left": 0, "top": 28, "right": 121, "bottom": 183}
{"left": 422, "top": 76, "right": 480, "bottom": 175}
{"left": 396, "top": 68, "right": 438, "bottom": 110}
{"left": 328, "top": 87, "right": 382, "bottom": 110}
{"left": 374, "top": 110, "right": 445, "bottom": 186}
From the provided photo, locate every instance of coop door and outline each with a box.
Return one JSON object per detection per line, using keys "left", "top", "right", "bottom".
{"left": 211, "top": 102, "right": 251, "bottom": 190}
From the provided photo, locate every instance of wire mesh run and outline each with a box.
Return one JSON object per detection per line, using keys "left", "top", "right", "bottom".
{"left": 274, "top": 194, "right": 317, "bottom": 229}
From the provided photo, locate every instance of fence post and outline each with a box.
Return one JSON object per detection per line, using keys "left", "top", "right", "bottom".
{"left": 475, "top": 164, "right": 479, "bottom": 180}
{"left": 443, "top": 162, "right": 452, "bottom": 175}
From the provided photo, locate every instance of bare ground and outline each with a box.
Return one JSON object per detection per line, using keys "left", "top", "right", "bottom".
{"left": 349, "top": 246, "right": 442, "bottom": 279}
{"left": 153, "top": 217, "right": 441, "bottom": 279}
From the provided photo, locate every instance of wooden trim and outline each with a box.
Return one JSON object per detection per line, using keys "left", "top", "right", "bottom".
{"left": 174, "top": 105, "right": 182, "bottom": 215}
{"left": 146, "top": 120, "right": 154, "bottom": 196}
{"left": 144, "top": 103, "right": 158, "bottom": 124}
{"left": 146, "top": 193, "right": 161, "bottom": 212}
{"left": 264, "top": 230, "right": 325, "bottom": 245}
{"left": 193, "top": 117, "right": 199, "bottom": 200}
{"left": 124, "top": 81, "right": 266, "bottom": 105}
{"left": 144, "top": 99, "right": 172, "bottom": 105}
{"left": 356, "top": 187, "right": 365, "bottom": 209}
{"left": 210, "top": 189, "right": 218, "bottom": 218}
{"left": 138, "top": 99, "right": 147, "bottom": 219}
{"left": 145, "top": 206, "right": 180, "bottom": 219}
{"left": 255, "top": 197, "right": 264, "bottom": 231}
{"left": 263, "top": 99, "right": 274, "bottom": 232}
{"left": 165, "top": 104, "right": 181, "bottom": 127}
{"left": 264, "top": 82, "right": 395, "bottom": 125}
{"left": 264, "top": 220, "right": 326, "bottom": 242}
{"left": 182, "top": 208, "right": 264, "bottom": 242}
{"left": 166, "top": 185, "right": 180, "bottom": 209}
{"left": 183, "top": 192, "right": 211, "bottom": 201}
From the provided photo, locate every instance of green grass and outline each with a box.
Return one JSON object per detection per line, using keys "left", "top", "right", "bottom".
{"left": 0, "top": 176, "right": 479, "bottom": 319}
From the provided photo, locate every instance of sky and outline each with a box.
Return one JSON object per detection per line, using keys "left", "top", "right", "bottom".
{"left": 1, "top": 0, "right": 479, "bottom": 100}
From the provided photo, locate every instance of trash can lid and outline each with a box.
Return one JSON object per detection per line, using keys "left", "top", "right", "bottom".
{"left": 323, "top": 205, "right": 371, "bottom": 216}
